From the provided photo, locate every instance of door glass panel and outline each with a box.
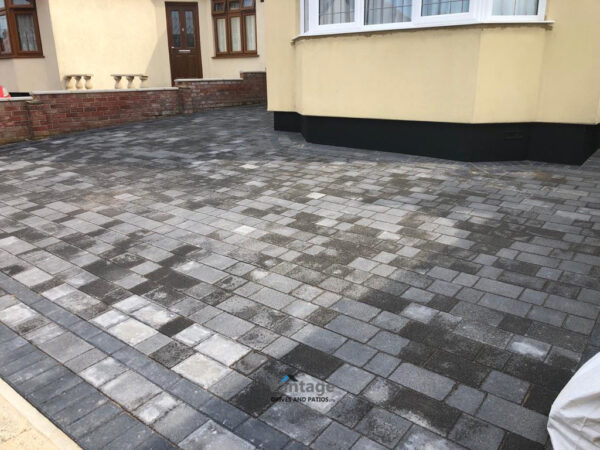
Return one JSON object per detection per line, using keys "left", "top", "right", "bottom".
{"left": 245, "top": 15, "right": 256, "bottom": 51}
{"left": 216, "top": 17, "right": 227, "bottom": 52}
{"left": 171, "top": 11, "right": 181, "bottom": 47}
{"left": 0, "top": 15, "right": 11, "bottom": 54}
{"left": 16, "top": 14, "right": 37, "bottom": 51}
{"left": 185, "top": 11, "right": 195, "bottom": 47}
{"left": 230, "top": 16, "right": 241, "bottom": 51}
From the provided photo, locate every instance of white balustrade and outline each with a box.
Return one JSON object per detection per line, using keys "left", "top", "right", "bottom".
{"left": 64, "top": 74, "right": 93, "bottom": 90}
{"left": 110, "top": 74, "right": 149, "bottom": 90}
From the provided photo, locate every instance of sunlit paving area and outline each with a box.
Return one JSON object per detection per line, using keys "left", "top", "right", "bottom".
{"left": 0, "top": 106, "right": 599, "bottom": 449}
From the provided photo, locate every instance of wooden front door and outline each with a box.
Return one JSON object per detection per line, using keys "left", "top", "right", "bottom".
{"left": 166, "top": 3, "right": 202, "bottom": 84}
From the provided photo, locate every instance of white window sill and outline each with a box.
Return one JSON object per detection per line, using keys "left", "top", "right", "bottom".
{"left": 294, "top": 18, "right": 554, "bottom": 40}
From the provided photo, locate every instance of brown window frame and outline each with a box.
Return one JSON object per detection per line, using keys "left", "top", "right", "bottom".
{"left": 212, "top": 0, "right": 257, "bottom": 58}
{"left": 0, "top": 0, "right": 43, "bottom": 58}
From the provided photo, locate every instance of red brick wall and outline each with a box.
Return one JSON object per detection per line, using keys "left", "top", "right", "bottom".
{"left": 0, "top": 72, "right": 266, "bottom": 145}
{"left": 175, "top": 72, "right": 267, "bottom": 112}
{"left": 0, "top": 99, "right": 32, "bottom": 145}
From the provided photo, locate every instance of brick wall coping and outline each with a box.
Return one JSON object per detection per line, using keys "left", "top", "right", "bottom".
{"left": 175, "top": 78, "right": 242, "bottom": 83}
{"left": 0, "top": 97, "right": 33, "bottom": 102}
{"left": 30, "top": 88, "right": 178, "bottom": 95}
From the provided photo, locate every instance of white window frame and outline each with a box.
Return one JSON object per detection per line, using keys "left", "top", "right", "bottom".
{"left": 300, "top": 0, "right": 549, "bottom": 36}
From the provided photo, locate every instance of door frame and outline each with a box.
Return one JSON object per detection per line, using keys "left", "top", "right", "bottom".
{"left": 165, "top": 2, "right": 203, "bottom": 85}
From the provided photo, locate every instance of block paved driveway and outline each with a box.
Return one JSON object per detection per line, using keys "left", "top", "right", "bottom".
{"left": 0, "top": 105, "right": 599, "bottom": 450}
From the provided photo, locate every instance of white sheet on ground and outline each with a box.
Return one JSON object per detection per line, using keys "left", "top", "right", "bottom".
{"left": 548, "top": 353, "right": 600, "bottom": 450}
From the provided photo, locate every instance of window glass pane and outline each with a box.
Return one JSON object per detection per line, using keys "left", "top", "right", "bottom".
{"left": 185, "top": 10, "right": 195, "bottom": 47}
{"left": 216, "top": 17, "right": 227, "bottom": 52}
{"left": 0, "top": 15, "right": 11, "bottom": 54}
{"left": 245, "top": 14, "right": 256, "bottom": 51}
{"left": 319, "top": 0, "right": 355, "bottom": 24}
{"left": 422, "top": 0, "right": 469, "bottom": 15}
{"left": 12, "top": 0, "right": 33, "bottom": 5}
{"left": 230, "top": 0, "right": 240, "bottom": 10}
{"left": 0, "top": 0, "right": 5, "bottom": 9}
{"left": 492, "top": 0, "right": 538, "bottom": 15}
{"left": 242, "top": 0, "right": 254, "bottom": 7}
{"left": 304, "top": 0, "right": 309, "bottom": 31}
{"left": 171, "top": 11, "right": 181, "bottom": 47}
{"left": 365, "top": 0, "right": 412, "bottom": 24}
{"left": 213, "top": 2, "right": 225, "bottom": 12}
{"left": 230, "top": 16, "right": 241, "bottom": 51}
{"left": 16, "top": 14, "right": 37, "bottom": 51}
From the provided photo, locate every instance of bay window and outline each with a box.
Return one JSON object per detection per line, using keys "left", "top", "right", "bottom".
{"left": 212, "top": 0, "right": 257, "bottom": 56}
{"left": 301, "top": 0, "right": 547, "bottom": 35}
{"left": 0, "top": 0, "right": 42, "bottom": 58}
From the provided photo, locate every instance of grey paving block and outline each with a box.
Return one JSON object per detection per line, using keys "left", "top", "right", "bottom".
{"left": 396, "top": 425, "right": 464, "bottom": 450}
{"left": 325, "top": 315, "right": 378, "bottom": 343}
{"left": 477, "top": 395, "right": 549, "bottom": 444}
{"left": 390, "top": 363, "right": 455, "bottom": 400}
{"left": 180, "top": 420, "right": 254, "bottom": 449}
{"left": 445, "top": 384, "right": 485, "bottom": 414}
{"left": 482, "top": 370, "right": 530, "bottom": 403}
{"left": 327, "top": 364, "right": 374, "bottom": 395}
{"left": 101, "top": 371, "right": 162, "bottom": 410}
{"left": 153, "top": 403, "right": 208, "bottom": 444}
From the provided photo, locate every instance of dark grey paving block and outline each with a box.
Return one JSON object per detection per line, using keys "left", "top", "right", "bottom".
{"left": 355, "top": 407, "right": 411, "bottom": 448}
{"left": 387, "top": 387, "right": 462, "bottom": 436}
{"left": 87, "top": 331, "right": 126, "bottom": 354}
{"left": 449, "top": 414, "right": 505, "bottom": 450}
{"left": 53, "top": 391, "right": 108, "bottom": 427}
{"left": 327, "top": 394, "right": 372, "bottom": 428}
{"left": 199, "top": 396, "right": 250, "bottom": 429}
{"left": 311, "top": 422, "right": 360, "bottom": 450}
{"left": 167, "top": 378, "right": 213, "bottom": 409}
{"left": 281, "top": 344, "right": 343, "bottom": 379}
{"left": 235, "top": 418, "right": 290, "bottom": 449}
{"left": 261, "top": 402, "right": 331, "bottom": 446}
{"left": 78, "top": 413, "right": 138, "bottom": 450}
{"left": 67, "top": 401, "right": 121, "bottom": 438}
{"left": 102, "top": 420, "right": 154, "bottom": 450}
{"left": 40, "top": 380, "right": 97, "bottom": 416}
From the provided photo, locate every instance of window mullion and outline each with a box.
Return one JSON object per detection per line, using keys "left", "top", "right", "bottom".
{"left": 355, "top": 0, "right": 364, "bottom": 28}
{"left": 309, "top": 0, "right": 318, "bottom": 31}
{"left": 412, "top": 0, "right": 422, "bottom": 23}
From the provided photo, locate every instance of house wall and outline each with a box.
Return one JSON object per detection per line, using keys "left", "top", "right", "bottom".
{"left": 266, "top": 0, "right": 600, "bottom": 126}
{"left": 0, "top": 0, "right": 61, "bottom": 92}
{"left": 0, "top": 0, "right": 265, "bottom": 92}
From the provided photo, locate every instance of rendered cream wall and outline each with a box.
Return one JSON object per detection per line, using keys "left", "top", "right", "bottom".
{"left": 0, "top": 0, "right": 61, "bottom": 92}
{"left": 265, "top": 0, "right": 298, "bottom": 112}
{"left": 1, "top": 0, "right": 265, "bottom": 92}
{"left": 266, "top": 0, "right": 600, "bottom": 125}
